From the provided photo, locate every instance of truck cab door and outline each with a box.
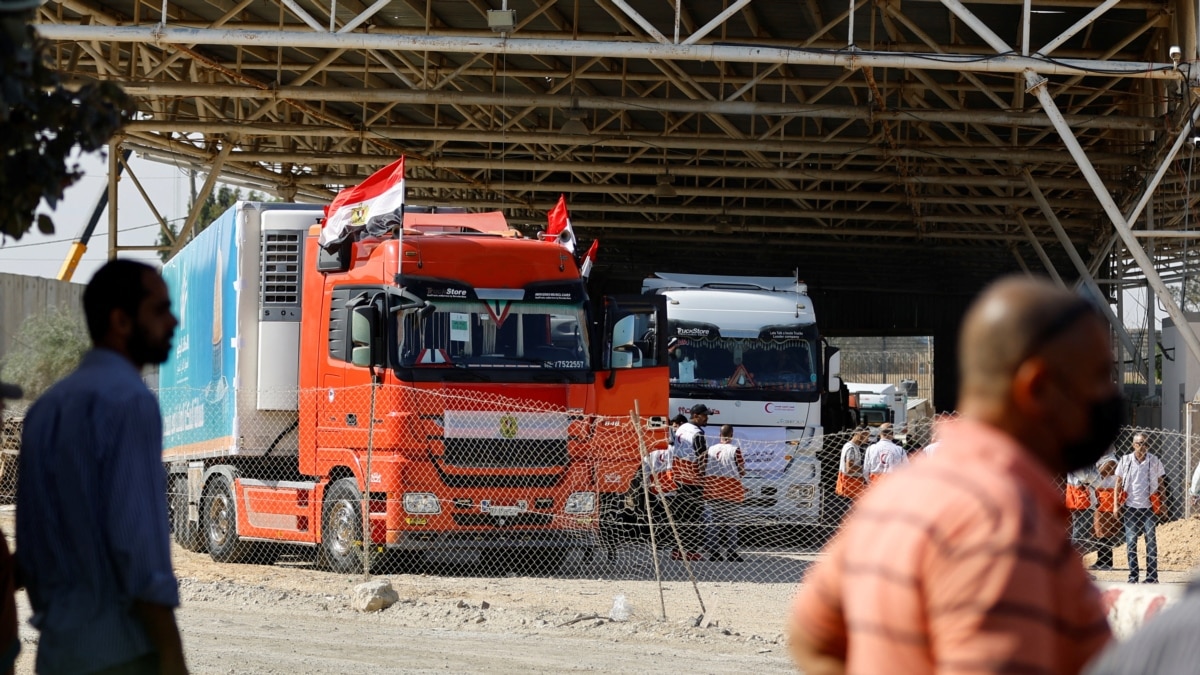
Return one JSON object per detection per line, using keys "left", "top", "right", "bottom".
{"left": 590, "top": 294, "right": 669, "bottom": 494}
{"left": 592, "top": 295, "right": 669, "bottom": 418}
{"left": 317, "top": 286, "right": 380, "bottom": 452}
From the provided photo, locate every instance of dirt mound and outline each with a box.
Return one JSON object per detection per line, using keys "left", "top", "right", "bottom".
{"left": 1111, "top": 517, "right": 1200, "bottom": 572}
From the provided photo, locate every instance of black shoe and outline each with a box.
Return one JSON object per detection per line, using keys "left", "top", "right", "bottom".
{"left": 1145, "top": 578, "right": 1159, "bottom": 584}
{"left": 709, "top": 551, "right": 725, "bottom": 562}
{"left": 727, "top": 550, "right": 744, "bottom": 562}
{"left": 1127, "top": 577, "right": 1139, "bottom": 584}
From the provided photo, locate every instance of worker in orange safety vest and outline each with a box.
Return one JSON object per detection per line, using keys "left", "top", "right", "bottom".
{"left": 836, "top": 427, "right": 871, "bottom": 502}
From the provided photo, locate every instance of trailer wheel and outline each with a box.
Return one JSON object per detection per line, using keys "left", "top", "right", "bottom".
{"left": 319, "top": 478, "right": 364, "bottom": 574}
{"left": 203, "top": 475, "right": 249, "bottom": 563}
{"left": 170, "top": 476, "right": 203, "bottom": 552}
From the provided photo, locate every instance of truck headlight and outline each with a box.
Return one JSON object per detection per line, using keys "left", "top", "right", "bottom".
{"left": 403, "top": 493, "right": 441, "bottom": 514}
{"left": 564, "top": 492, "right": 596, "bottom": 514}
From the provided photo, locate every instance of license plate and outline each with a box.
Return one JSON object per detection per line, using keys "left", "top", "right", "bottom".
{"left": 487, "top": 505, "right": 524, "bottom": 517}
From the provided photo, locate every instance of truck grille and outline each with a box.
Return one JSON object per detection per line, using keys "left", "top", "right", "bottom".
{"left": 452, "top": 513, "right": 555, "bottom": 527}
{"left": 442, "top": 438, "right": 568, "bottom": 469}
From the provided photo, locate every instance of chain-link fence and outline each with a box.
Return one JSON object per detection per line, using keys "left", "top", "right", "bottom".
{"left": 4, "top": 392, "right": 1200, "bottom": 623}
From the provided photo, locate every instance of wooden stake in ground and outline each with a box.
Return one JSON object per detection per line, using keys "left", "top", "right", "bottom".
{"left": 631, "top": 402, "right": 706, "bottom": 618}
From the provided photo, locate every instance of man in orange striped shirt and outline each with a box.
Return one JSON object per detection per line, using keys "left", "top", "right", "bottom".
{"left": 788, "top": 277, "right": 1116, "bottom": 674}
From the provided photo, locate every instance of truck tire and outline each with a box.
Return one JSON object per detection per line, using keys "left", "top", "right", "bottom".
{"left": 171, "top": 476, "right": 203, "bottom": 552}
{"left": 319, "top": 478, "right": 364, "bottom": 574}
{"left": 203, "top": 475, "right": 249, "bottom": 563}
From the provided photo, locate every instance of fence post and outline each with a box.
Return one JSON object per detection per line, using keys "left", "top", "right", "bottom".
{"left": 630, "top": 401, "right": 667, "bottom": 620}
{"left": 363, "top": 382, "right": 378, "bottom": 576}
{"left": 1187, "top": 402, "right": 1196, "bottom": 519}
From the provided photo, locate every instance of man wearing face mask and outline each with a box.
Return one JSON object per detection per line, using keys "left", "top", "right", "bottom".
{"left": 788, "top": 276, "right": 1115, "bottom": 675}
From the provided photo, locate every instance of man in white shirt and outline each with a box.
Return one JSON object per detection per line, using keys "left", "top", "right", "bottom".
{"left": 1114, "top": 433, "right": 1165, "bottom": 583}
{"left": 703, "top": 425, "right": 746, "bottom": 562}
{"left": 670, "top": 404, "right": 710, "bottom": 561}
{"left": 862, "top": 423, "right": 908, "bottom": 484}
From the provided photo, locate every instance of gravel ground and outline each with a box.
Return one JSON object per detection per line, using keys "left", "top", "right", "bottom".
{"left": 11, "top": 541, "right": 805, "bottom": 674}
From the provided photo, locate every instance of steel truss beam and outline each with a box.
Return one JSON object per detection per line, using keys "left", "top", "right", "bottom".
{"left": 27, "top": 0, "right": 1200, "bottom": 306}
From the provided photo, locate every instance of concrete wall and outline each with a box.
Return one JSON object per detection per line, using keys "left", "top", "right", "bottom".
{"left": 1161, "top": 313, "right": 1200, "bottom": 432}
{"left": 0, "top": 273, "right": 85, "bottom": 366}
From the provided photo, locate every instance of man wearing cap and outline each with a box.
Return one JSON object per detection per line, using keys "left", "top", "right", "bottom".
{"left": 835, "top": 427, "right": 870, "bottom": 501}
{"left": 670, "top": 404, "right": 710, "bottom": 560}
{"left": 1091, "top": 453, "right": 1119, "bottom": 571}
{"left": 0, "top": 380, "right": 20, "bottom": 674}
{"left": 862, "top": 423, "right": 908, "bottom": 485}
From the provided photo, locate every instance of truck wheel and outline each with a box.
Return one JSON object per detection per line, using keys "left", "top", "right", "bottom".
{"left": 203, "top": 475, "right": 249, "bottom": 563}
{"left": 170, "top": 476, "right": 203, "bottom": 552}
{"left": 319, "top": 478, "right": 364, "bottom": 574}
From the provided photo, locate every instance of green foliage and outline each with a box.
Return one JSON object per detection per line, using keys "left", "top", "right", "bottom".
{"left": 1, "top": 306, "right": 89, "bottom": 399}
{"left": 0, "top": 11, "right": 135, "bottom": 241}
{"left": 157, "top": 186, "right": 272, "bottom": 262}
{"left": 1175, "top": 277, "right": 1200, "bottom": 313}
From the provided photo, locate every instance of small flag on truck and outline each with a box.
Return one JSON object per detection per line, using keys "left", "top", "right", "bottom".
{"left": 544, "top": 194, "right": 577, "bottom": 255}
{"left": 320, "top": 156, "right": 406, "bottom": 249}
{"left": 580, "top": 239, "right": 598, "bottom": 278}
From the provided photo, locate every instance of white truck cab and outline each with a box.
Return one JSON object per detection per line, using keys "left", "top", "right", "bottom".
{"left": 643, "top": 272, "right": 833, "bottom": 526}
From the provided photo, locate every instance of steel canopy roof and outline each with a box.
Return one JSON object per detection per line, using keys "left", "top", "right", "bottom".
{"left": 29, "top": 0, "right": 1200, "bottom": 299}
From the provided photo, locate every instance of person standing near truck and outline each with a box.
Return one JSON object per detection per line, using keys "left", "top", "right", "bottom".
{"left": 1114, "top": 433, "right": 1165, "bottom": 584}
{"left": 703, "top": 424, "right": 746, "bottom": 562}
{"left": 17, "top": 260, "right": 188, "bottom": 675}
{"left": 1091, "top": 453, "right": 1119, "bottom": 571}
{"left": 835, "top": 427, "right": 870, "bottom": 501}
{"left": 862, "top": 423, "right": 907, "bottom": 484}
{"left": 671, "top": 404, "right": 710, "bottom": 561}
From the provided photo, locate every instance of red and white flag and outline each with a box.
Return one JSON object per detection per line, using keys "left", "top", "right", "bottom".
{"left": 319, "top": 157, "right": 405, "bottom": 248}
{"left": 580, "top": 240, "right": 599, "bottom": 278}
{"left": 544, "top": 194, "right": 576, "bottom": 255}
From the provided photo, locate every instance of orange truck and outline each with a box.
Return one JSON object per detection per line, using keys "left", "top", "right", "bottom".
{"left": 160, "top": 201, "right": 666, "bottom": 572}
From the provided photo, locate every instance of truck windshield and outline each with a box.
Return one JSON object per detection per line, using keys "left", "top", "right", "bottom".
{"left": 398, "top": 300, "right": 590, "bottom": 370}
{"left": 669, "top": 332, "right": 818, "bottom": 401}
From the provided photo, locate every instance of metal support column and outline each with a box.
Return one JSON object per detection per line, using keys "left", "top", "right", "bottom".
{"left": 1016, "top": 213, "right": 1065, "bottom": 286}
{"left": 1117, "top": 276, "right": 1126, "bottom": 395}
{"left": 107, "top": 139, "right": 120, "bottom": 260}
{"left": 1146, "top": 198, "right": 1156, "bottom": 398}
{"left": 165, "top": 141, "right": 233, "bottom": 260}
{"left": 1022, "top": 169, "right": 1145, "bottom": 375}
{"left": 1027, "top": 76, "right": 1200, "bottom": 375}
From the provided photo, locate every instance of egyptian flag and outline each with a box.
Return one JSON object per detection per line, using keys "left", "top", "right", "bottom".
{"left": 544, "top": 194, "right": 577, "bottom": 255}
{"left": 319, "top": 157, "right": 405, "bottom": 249}
{"left": 580, "top": 240, "right": 599, "bottom": 278}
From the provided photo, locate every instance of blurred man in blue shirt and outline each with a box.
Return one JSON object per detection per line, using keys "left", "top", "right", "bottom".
{"left": 17, "top": 260, "right": 186, "bottom": 675}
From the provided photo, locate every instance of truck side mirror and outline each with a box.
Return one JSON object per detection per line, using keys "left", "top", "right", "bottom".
{"left": 826, "top": 348, "right": 841, "bottom": 392}
{"left": 351, "top": 305, "right": 380, "bottom": 367}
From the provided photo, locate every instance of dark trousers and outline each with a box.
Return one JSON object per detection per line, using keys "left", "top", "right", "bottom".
{"left": 1124, "top": 507, "right": 1158, "bottom": 582}
{"left": 91, "top": 652, "right": 159, "bottom": 675}
{"left": 671, "top": 484, "right": 705, "bottom": 552}
{"left": 1071, "top": 509, "right": 1114, "bottom": 567}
